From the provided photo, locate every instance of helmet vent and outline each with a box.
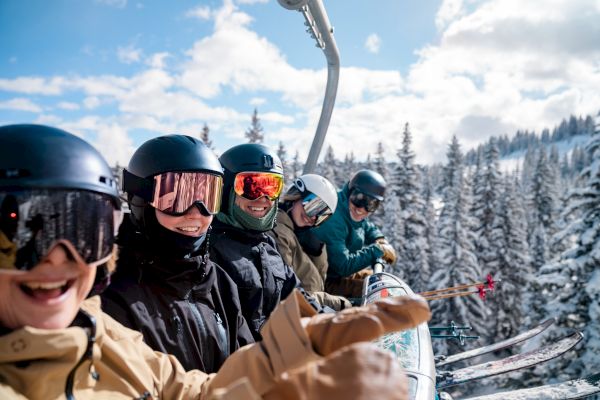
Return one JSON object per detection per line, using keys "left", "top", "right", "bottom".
{"left": 294, "top": 178, "right": 305, "bottom": 192}
{"left": 262, "top": 155, "right": 274, "bottom": 168}
{"left": 99, "top": 175, "right": 115, "bottom": 188}
{"left": 0, "top": 168, "right": 31, "bottom": 179}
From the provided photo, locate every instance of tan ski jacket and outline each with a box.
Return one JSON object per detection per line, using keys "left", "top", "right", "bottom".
{"left": 0, "top": 294, "right": 320, "bottom": 399}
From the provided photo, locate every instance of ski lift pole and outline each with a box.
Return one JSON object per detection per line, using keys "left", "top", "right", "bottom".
{"left": 278, "top": 0, "right": 340, "bottom": 174}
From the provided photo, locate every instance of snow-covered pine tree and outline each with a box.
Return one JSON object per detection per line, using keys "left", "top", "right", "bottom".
{"left": 471, "top": 139, "right": 503, "bottom": 278}
{"left": 389, "top": 123, "right": 430, "bottom": 293}
{"left": 535, "top": 112, "right": 600, "bottom": 381}
{"left": 276, "top": 141, "right": 290, "bottom": 184}
{"left": 421, "top": 168, "right": 440, "bottom": 286}
{"left": 528, "top": 147, "right": 559, "bottom": 271}
{"left": 244, "top": 108, "right": 264, "bottom": 143}
{"left": 318, "top": 145, "right": 338, "bottom": 187}
{"left": 493, "top": 174, "right": 533, "bottom": 342}
{"left": 430, "top": 136, "right": 488, "bottom": 353}
{"left": 200, "top": 123, "right": 214, "bottom": 150}
{"left": 290, "top": 150, "right": 302, "bottom": 181}
{"left": 369, "top": 142, "right": 389, "bottom": 228}
{"left": 339, "top": 152, "right": 357, "bottom": 188}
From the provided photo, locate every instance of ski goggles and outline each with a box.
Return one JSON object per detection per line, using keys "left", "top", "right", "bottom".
{"left": 234, "top": 172, "right": 284, "bottom": 201}
{"left": 301, "top": 193, "right": 333, "bottom": 226}
{"left": 148, "top": 172, "right": 223, "bottom": 216}
{"left": 0, "top": 190, "right": 120, "bottom": 271}
{"left": 349, "top": 190, "right": 380, "bottom": 213}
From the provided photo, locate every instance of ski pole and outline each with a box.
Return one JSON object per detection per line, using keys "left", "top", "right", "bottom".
{"left": 418, "top": 274, "right": 497, "bottom": 297}
{"left": 423, "top": 286, "right": 492, "bottom": 301}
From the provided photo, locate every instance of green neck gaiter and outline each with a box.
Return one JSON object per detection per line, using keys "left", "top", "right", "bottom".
{"left": 217, "top": 189, "right": 278, "bottom": 232}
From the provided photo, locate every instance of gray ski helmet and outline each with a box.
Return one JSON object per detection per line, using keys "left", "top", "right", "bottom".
{"left": 218, "top": 143, "right": 283, "bottom": 213}
{"left": 123, "top": 134, "right": 223, "bottom": 225}
{"left": 0, "top": 124, "right": 119, "bottom": 205}
{"left": 348, "top": 169, "right": 386, "bottom": 200}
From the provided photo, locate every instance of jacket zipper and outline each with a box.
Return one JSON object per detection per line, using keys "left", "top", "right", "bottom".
{"left": 187, "top": 298, "right": 213, "bottom": 369}
{"left": 214, "top": 312, "right": 229, "bottom": 357}
{"left": 65, "top": 311, "right": 96, "bottom": 400}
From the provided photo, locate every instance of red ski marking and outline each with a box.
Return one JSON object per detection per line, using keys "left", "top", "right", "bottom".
{"left": 486, "top": 274, "right": 495, "bottom": 290}
{"left": 478, "top": 285, "right": 486, "bottom": 300}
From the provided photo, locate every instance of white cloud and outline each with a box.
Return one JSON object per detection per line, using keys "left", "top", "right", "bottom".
{"left": 250, "top": 97, "right": 265, "bottom": 106}
{"left": 84, "top": 96, "right": 102, "bottom": 109}
{"left": 92, "top": 123, "right": 135, "bottom": 167}
{"left": 435, "top": 0, "right": 464, "bottom": 30}
{"left": 185, "top": 5, "right": 211, "bottom": 20}
{"left": 146, "top": 52, "right": 170, "bottom": 69}
{"left": 117, "top": 45, "right": 142, "bottom": 64}
{"left": 237, "top": 0, "right": 269, "bottom": 4}
{"left": 2, "top": 0, "right": 599, "bottom": 166}
{"left": 57, "top": 101, "right": 80, "bottom": 110}
{"left": 94, "top": 0, "right": 127, "bottom": 8}
{"left": 0, "top": 77, "right": 66, "bottom": 95}
{"left": 0, "top": 98, "right": 42, "bottom": 112}
{"left": 365, "top": 34, "right": 381, "bottom": 54}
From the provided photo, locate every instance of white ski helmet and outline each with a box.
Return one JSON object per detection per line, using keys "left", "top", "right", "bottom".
{"left": 291, "top": 174, "right": 338, "bottom": 214}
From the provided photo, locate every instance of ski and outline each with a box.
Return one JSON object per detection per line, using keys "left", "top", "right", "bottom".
{"left": 436, "top": 331, "right": 583, "bottom": 389}
{"left": 462, "top": 372, "right": 600, "bottom": 399}
{"left": 436, "top": 318, "right": 556, "bottom": 367}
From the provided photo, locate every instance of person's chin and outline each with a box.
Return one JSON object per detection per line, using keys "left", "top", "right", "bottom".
{"left": 349, "top": 208, "right": 367, "bottom": 222}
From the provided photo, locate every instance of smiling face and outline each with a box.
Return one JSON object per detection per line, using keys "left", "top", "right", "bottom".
{"left": 0, "top": 241, "right": 96, "bottom": 330}
{"left": 235, "top": 194, "right": 274, "bottom": 218}
{"left": 290, "top": 199, "right": 316, "bottom": 227}
{"left": 155, "top": 206, "right": 213, "bottom": 237}
{"left": 348, "top": 199, "right": 370, "bottom": 222}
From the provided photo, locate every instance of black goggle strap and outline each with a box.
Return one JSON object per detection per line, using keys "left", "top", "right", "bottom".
{"left": 122, "top": 169, "right": 154, "bottom": 202}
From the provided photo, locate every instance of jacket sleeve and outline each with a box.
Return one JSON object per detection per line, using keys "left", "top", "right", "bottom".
{"left": 273, "top": 226, "right": 325, "bottom": 293}
{"left": 317, "top": 220, "right": 383, "bottom": 278}
{"left": 206, "top": 290, "right": 320, "bottom": 397}
{"left": 364, "top": 219, "right": 384, "bottom": 244}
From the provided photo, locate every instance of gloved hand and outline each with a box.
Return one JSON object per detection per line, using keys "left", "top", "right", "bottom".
{"left": 264, "top": 342, "right": 408, "bottom": 400}
{"left": 337, "top": 295, "right": 352, "bottom": 310}
{"left": 304, "top": 295, "right": 430, "bottom": 356}
{"left": 376, "top": 238, "right": 397, "bottom": 265}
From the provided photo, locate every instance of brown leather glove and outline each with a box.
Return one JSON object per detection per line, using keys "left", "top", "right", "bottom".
{"left": 376, "top": 238, "right": 397, "bottom": 264}
{"left": 304, "top": 295, "right": 430, "bottom": 356}
{"left": 264, "top": 342, "right": 408, "bottom": 400}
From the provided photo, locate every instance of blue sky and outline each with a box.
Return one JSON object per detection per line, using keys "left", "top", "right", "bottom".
{"left": 1, "top": 0, "right": 599, "bottom": 166}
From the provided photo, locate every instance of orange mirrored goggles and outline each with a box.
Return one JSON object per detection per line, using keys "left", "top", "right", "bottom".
{"left": 149, "top": 172, "right": 223, "bottom": 215}
{"left": 233, "top": 172, "right": 284, "bottom": 201}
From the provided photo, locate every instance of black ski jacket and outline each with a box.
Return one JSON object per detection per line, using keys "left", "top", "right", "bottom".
{"left": 209, "top": 219, "right": 302, "bottom": 340}
{"left": 101, "top": 218, "right": 254, "bottom": 373}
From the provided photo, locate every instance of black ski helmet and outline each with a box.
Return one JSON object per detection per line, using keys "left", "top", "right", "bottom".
{"left": 123, "top": 134, "right": 223, "bottom": 227}
{"left": 0, "top": 124, "right": 119, "bottom": 204}
{"left": 348, "top": 169, "right": 386, "bottom": 200}
{"left": 218, "top": 143, "right": 283, "bottom": 213}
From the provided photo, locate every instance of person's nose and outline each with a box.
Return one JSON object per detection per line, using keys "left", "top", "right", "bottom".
{"left": 257, "top": 195, "right": 274, "bottom": 204}
{"left": 41, "top": 243, "right": 75, "bottom": 266}
{"left": 186, "top": 204, "right": 213, "bottom": 220}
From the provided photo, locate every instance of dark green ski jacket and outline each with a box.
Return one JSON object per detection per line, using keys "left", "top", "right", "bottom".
{"left": 313, "top": 184, "right": 384, "bottom": 279}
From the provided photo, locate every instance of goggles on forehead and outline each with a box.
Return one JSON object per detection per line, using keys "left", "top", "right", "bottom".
{"left": 0, "top": 190, "right": 120, "bottom": 271}
{"left": 234, "top": 172, "right": 284, "bottom": 201}
{"left": 301, "top": 193, "right": 333, "bottom": 226}
{"left": 148, "top": 172, "right": 223, "bottom": 216}
{"left": 349, "top": 190, "right": 381, "bottom": 213}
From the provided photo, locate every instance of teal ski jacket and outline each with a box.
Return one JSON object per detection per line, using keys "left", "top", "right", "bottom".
{"left": 313, "top": 183, "right": 384, "bottom": 279}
